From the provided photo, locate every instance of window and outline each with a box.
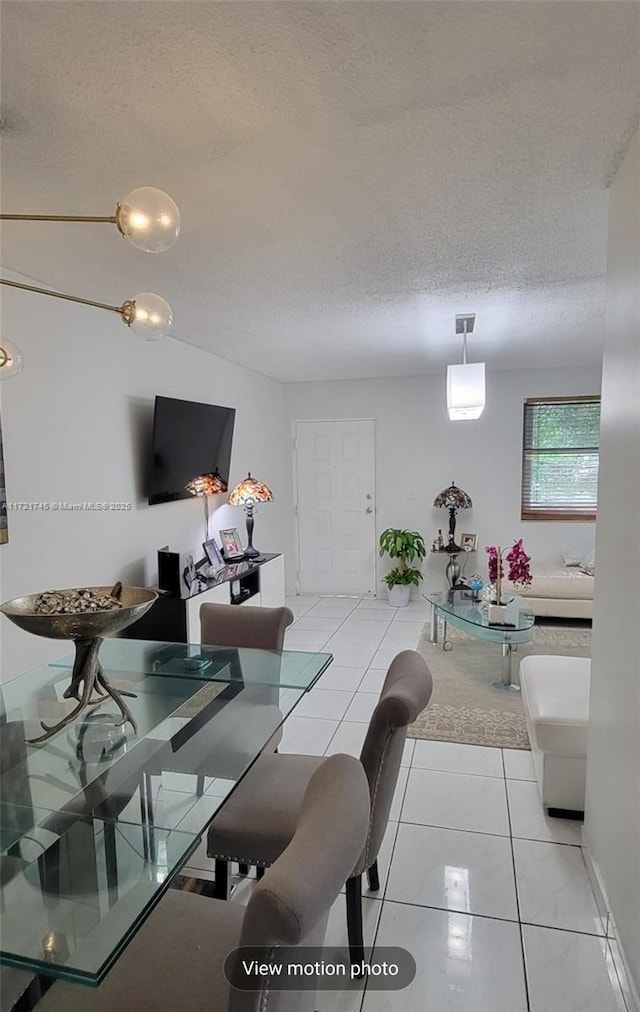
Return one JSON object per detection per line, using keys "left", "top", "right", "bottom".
{"left": 521, "top": 397, "right": 600, "bottom": 521}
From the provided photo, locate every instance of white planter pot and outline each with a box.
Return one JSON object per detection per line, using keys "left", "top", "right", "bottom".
{"left": 388, "top": 584, "right": 411, "bottom": 607}
{"left": 487, "top": 603, "right": 509, "bottom": 623}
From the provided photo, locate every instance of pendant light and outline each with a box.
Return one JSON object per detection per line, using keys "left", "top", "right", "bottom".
{"left": 446, "top": 314, "right": 485, "bottom": 420}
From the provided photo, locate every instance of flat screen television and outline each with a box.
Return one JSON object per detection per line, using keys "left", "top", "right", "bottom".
{"left": 148, "top": 396, "right": 236, "bottom": 505}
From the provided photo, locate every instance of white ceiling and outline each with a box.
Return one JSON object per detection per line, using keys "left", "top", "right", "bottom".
{"left": 1, "top": 2, "right": 638, "bottom": 382}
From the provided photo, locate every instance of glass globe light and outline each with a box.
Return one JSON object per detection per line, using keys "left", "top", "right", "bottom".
{"left": 0, "top": 338, "right": 24, "bottom": 379}
{"left": 121, "top": 293, "right": 173, "bottom": 340}
{"left": 116, "top": 187, "right": 181, "bottom": 253}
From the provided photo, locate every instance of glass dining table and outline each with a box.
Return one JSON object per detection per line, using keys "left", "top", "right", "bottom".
{"left": 0, "top": 639, "right": 331, "bottom": 989}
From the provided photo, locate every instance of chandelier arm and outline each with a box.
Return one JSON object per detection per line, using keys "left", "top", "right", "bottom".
{"left": 0, "top": 214, "right": 117, "bottom": 223}
{"left": 0, "top": 277, "right": 126, "bottom": 316}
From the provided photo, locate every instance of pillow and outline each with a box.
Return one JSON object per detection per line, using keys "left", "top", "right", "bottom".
{"left": 561, "top": 551, "right": 582, "bottom": 567}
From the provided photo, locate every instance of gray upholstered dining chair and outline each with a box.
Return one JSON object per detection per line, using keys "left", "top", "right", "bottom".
{"left": 36, "top": 753, "right": 370, "bottom": 1012}
{"left": 207, "top": 649, "right": 433, "bottom": 963}
{"left": 199, "top": 602, "right": 294, "bottom": 650}
{"left": 197, "top": 602, "right": 294, "bottom": 828}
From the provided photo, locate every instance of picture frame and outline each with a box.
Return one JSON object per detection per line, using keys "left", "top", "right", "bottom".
{"left": 181, "top": 550, "right": 202, "bottom": 595}
{"left": 219, "top": 527, "right": 244, "bottom": 560}
{"left": 460, "top": 532, "right": 478, "bottom": 552}
{"left": 202, "top": 538, "right": 226, "bottom": 574}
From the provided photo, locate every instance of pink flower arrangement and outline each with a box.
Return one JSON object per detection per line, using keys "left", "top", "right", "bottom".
{"left": 485, "top": 540, "right": 532, "bottom": 601}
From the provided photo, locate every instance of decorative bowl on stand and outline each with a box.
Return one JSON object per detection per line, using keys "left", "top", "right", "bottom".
{"left": 0, "top": 585, "right": 157, "bottom": 743}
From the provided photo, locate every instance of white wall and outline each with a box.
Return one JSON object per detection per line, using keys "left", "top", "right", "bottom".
{"left": 0, "top": 277, "right": 289, "bottom": 678}
{"left": 584, "top": 132, "right": 640, "bottom": 998}
{"left": 284, "top": 366, "right": 600, "bottom": 593}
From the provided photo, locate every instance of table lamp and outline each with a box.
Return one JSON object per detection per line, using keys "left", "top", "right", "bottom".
{"left": 433, "top": 482, "right": 472, "bottom": 553}
{"left": 228, "top": 472, "right": 274, "bottom": 560}
{"left": 185, "top": 471, "right": 228, "bottom": 542}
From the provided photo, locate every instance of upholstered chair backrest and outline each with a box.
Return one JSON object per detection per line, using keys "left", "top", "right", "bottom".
{"left": 229, "top": 753, "right": 370, "bottom": 1012}
{"left": 355, "top": 649, "right": 433, "bottom": 875}
{"left": 200, "top": 603, "right": 294, "bottom": 650}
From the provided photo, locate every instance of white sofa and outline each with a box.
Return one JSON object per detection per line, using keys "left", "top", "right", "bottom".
{"left": 506, "top": 560, "right": 594, "bottom": 619}
{"left": 520, "top": 655, "right": 590, "bottom": 814}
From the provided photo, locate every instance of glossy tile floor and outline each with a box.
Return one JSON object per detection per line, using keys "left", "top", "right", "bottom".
{"left": 280, "top": 595, "right": 626, "bottom": 1012}
{"left": 173, "top": 594, "right": 627, "bottom": 1012}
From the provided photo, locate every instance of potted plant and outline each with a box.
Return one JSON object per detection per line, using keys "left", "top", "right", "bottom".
{"left": 379, "top": 529, "right": 427, "bottom": 606}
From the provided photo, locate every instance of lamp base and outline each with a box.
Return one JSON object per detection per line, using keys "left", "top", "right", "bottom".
{"left": 243, "top": 545, "right": 260, "bottom": 560}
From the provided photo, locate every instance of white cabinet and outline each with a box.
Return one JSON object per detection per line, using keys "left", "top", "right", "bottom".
{"left": 185, "top": 581, "right": 230, "bottom": 641}
{"left": 238, "top": 593, "right": 261, "bottom": 607}
{"left": 127, "top": 554, "right": 285, "bottom": 644}
{"left": 259, "top": 555, "right": 285, "bottom": 608}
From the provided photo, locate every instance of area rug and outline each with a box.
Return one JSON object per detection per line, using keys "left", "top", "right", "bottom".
{"left": 409, "top": 622, "right": 591, "bottom": 750}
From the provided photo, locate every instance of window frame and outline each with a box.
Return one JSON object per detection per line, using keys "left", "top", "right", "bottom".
{"left": 521, "top": 395, "right": 600, "bottom": 522}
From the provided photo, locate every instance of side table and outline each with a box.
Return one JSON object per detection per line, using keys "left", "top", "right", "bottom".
{"left": 430, "top": 548, "right": 474, "bottom": 589}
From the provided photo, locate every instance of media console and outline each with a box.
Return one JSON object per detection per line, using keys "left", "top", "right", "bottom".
{"left": 124, "top": 553, "right": 285, "bottom": 643}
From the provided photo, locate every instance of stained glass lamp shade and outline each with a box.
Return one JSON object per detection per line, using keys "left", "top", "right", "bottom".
{"left": 185, "top": 471, "right": 228, "bottom": 542}
{"left": 433, "top": 483, "right": 472, "bottom": 552}
{"left": 228, "top": 473, "right": 275, "bottom": 560}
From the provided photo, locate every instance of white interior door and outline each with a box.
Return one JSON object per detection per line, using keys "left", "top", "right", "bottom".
{"left": 294, "top": 420, "right": 376, "bottom": 596}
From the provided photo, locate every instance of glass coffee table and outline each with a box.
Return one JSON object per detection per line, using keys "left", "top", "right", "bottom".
{"left": 424, "top": 590, "right": 535, "bottom": 690}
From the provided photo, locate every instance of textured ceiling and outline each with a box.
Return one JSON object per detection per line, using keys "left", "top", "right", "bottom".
{"left": 1, "top": 1, "right": 638, "bottom": 381}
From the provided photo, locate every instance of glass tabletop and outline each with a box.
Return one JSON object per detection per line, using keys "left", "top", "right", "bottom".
{"left": 0, "top": 643, "right": 331, "bottom": 984}
{"left": 424, "top": 590, "right": 535, "bottom": 643}
{"left": 50, "top": 639, "right": 332, "bottom": 692}
{"left": 0, "top": 807, "right": 198, "bottom": 986}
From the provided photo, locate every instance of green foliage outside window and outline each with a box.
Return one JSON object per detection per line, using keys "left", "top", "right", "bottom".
{"left": 522, "top": 398, "right": 600, "bottom": 518}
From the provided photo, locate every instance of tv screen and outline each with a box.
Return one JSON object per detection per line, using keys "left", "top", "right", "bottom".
{"left": 148, "top": 396, "right": 236, "bottom": 505}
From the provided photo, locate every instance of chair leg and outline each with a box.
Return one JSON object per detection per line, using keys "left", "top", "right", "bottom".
{"left": 366, "top": 860, "right": 380, "bottom": 892}
{"left": 256, "top": 866, "right": 265, "bottom": 880}
{"left": 346, "top": 875, "right": 365, "bottom": 969}
{"left": 238, "top": 863, "right": 249, "bottom": 876}
{"left": 214, "top": 860, "right": 229, "bottom": 900}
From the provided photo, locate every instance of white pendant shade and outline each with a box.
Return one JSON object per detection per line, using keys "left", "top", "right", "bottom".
{"left": 447, "top": 362, "right": 486, "bottom": 420}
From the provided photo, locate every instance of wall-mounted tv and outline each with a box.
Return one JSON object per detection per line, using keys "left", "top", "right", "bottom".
{"left": 148, "top": 396, "right": 236, "bottom": 505}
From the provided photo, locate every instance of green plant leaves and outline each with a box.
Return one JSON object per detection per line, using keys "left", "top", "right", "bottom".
{"left": 379, "top": 528, "right": 426, "bottom": 587}
{"left": 383, "top": 567, "right": 423, "bottom": 587}
{"left": 379, "top": 528, "right": 426, "bottom": 563}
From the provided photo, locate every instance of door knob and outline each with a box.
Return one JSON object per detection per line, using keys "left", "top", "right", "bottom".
{"left": 365, "top": 506, "right": 373, "bottom": 513}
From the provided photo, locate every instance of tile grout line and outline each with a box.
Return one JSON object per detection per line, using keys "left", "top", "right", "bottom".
{"left": 359, "top": 824, "right": 402, "bottom": 1012}
{"left": 380, "top": 779, "right": 411, "bottom": 905}
{"left": 504, "top": 753, "right": 532, "bottom": 1012}
{"left": 316, "top": 596, "right": 396, "bottom": 753}
{"left": 409, "top": 765, "right": 510, "bottom": 779}
{"left": 362, "top": 896, "right": 609, "bottom": 938}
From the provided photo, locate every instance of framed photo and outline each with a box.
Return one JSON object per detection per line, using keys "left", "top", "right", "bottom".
{"left": 181, "top": 550, "right": 202, "bottom": 595}
{"left": 219, "top": 527, "right": 244, "bottom": 560}
{"left": 460, "top": 532, "right": 478, "bottom": 552}
{"left": 203, "top": 538, "right": 226, "bottom": 574}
